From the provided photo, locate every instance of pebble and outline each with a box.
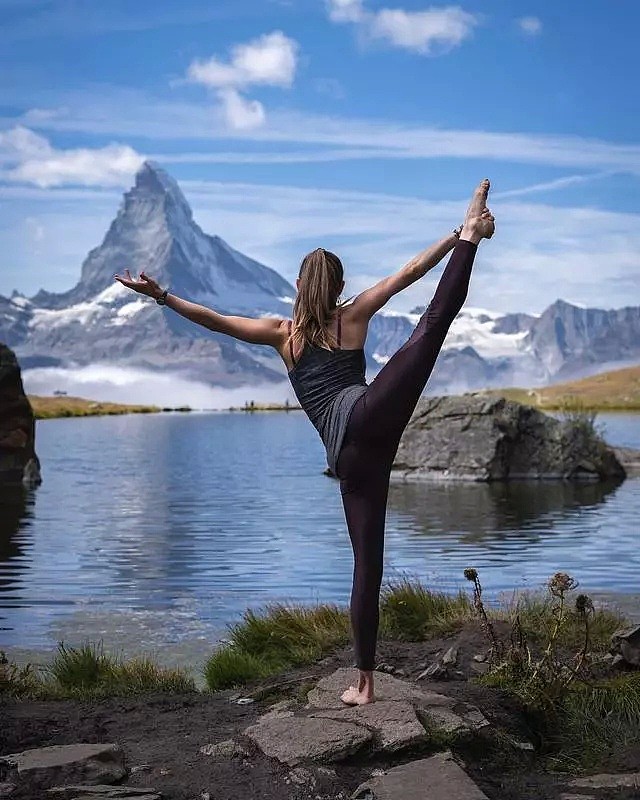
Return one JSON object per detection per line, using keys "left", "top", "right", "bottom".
{"left": 442, "top": 646, "right": 458, "bottom": 666}
{"left": 472, "top": 653, "right": 487, "bottom": 663}
{"left": 236, "top": 697, "right": 255, "bottom": 704}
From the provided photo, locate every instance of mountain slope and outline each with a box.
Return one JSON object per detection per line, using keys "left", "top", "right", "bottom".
{"left": 1, "top": 162, "right": 639, "bottom": 392}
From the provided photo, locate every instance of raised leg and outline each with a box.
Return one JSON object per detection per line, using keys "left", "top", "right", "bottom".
{"left": 348, "top": 237, "right": 479, "bottom": 446}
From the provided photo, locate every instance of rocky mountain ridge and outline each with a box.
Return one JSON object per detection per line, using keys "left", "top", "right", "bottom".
{"left": 1, "top": 162, "right": 639, "bottom": 391}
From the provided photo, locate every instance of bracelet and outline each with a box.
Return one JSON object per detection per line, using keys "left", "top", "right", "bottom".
{"left": 452, "top": 224, "right": 463, "bottom": 239}
{"left": 156, "top": 288, "right": 169, "bottom": 306}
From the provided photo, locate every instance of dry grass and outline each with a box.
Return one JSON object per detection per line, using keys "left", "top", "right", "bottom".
{"left": 476, "top": 364, "right": 640, "bottom": 411}
{"left": 29, "top": 395, "right": 161, "bottom": 419}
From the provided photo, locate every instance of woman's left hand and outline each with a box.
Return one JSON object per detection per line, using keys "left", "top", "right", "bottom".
{"left": 114, "top": 269, "right": 162, "bottom": 298}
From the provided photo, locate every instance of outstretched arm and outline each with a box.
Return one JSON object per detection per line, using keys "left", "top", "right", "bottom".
{"left": 349, "top": 230, "right": 460, "bottom": 322}
{"left": 114, "top": 270, "right": 283, "bottom": 346}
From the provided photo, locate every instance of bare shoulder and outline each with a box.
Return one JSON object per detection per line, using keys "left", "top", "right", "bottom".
{"left": 339, "top": 301, "right": 369, "bottom": 349}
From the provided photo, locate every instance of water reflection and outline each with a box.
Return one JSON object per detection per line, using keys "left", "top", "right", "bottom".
{"left": 0, "top": 487, "right": 35, "bottom": 626}
{"left": 388, "top": 478, "right": 624, "bottom": 541}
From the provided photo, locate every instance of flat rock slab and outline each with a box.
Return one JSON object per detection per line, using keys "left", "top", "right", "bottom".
{"left": 309, "top": 700, "right": 428, "bottom": 753}
{"left": 1, "top": 745, "right": 126, "bottom": 790}
{"left": 306, "top": 668, "right": 454, "bottom": 710}
{"left": 243, "top": 716, "right": 373, "bottom": 766}
{"left": 569, "top": 772, "right": 640, "bottom": 789}
{"left": 306, "top": 668, "right": 488, "bottom": 735}
{"left": 48, "top": 788, "right": 160, "bottom": 799}
{"left": 351, "top": 751, "right": 489, "bottom": 800}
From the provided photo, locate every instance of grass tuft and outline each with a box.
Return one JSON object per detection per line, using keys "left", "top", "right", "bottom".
{"left": 513, "top": 594, "right": 623, "bottom": 652}
{"left": 0, "top": 651, "right": 40, "bottom": 698}
{"left": 42, "top": 641, "right": 196, "bottom": 698}
{"left": 379, "top": 577, "right": 472, "bottom": 640}
{"left": 204, "top": 647, "right": 275, "bottom": 690}
{"left": 204, "top": 601, "right": 351, "bottom": 691}
{"left": 547, "top": 673, "right": 640, "bottom": 770}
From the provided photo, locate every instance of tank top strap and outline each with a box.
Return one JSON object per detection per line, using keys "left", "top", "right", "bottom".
{"left": 288, "top": 319, "right": 296, "bottom": 366}
{"left": 337, "top": 307, "right": 342, "bottom": 348}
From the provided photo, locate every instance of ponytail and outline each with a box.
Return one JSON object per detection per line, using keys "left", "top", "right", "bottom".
{"left": 290, "top": 248, "right": 352, "bottom": 357}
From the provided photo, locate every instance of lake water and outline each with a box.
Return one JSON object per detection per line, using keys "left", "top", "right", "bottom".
{"left": 1, "top": 410, "right": 639, "bottom": 664}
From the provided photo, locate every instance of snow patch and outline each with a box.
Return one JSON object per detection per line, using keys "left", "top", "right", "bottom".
{"left": 446, "top": 312, "right": 529, "bottom": 358}
{"left": 10, "top": 295, "right": 31, "bottom": 308}
{"left": 96, "top": 282, "right": 130, "bottom": 303}
{"left": 116, "top": 299, "right": 147, "bottom": 318}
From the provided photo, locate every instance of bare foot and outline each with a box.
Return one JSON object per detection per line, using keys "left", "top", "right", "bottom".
{"left": 465, "top": 178, "right": 491, "bottom": 224}
{"left": 461, "top": 208, "right": 495, "bottom": 243}
{"left": 340, "top": 684, "right": 375, "bottom": 705}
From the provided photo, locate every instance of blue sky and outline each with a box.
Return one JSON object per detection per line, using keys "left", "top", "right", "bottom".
{"left": 1, "top": 0, "right": 639, "bottom": 314}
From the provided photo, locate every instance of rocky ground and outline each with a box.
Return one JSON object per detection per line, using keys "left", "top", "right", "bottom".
{"left": 3, "top": 626, "right": 640, "bottom": 800}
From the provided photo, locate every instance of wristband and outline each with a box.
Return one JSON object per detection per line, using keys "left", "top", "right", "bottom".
{"left": 156, "top": 288, "right": 169, "bottom": 306}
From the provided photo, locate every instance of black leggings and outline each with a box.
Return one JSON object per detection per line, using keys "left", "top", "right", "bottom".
{"left": 335, "top": 239, "right": 478, "bottom": 670}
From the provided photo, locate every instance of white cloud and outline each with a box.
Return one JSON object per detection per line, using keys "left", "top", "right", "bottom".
{"left": 11, "top": 87, "right": 640, "bottom": 177}
{"left": 327, "top": 1, "right": 479, "bottom": 54}
{"left": 0, "top": 125, "right": 143, "bottom": 187}
{"left": 370, "top": 7, "right": 480, "bottom": 54}
{"left": 186, "top": 31, "right": 298, "bottom": 131}
{"left": 518, "top": 16, "right": 542, "bottom": 36}
{"left": 217, "top": 89, "right": 266, "bottom": 131}
{"left": 21, "top": 364, "right": 296, "bottom": 409}
{"left": 187, "top": 31, "right": 298, "bottom": 89}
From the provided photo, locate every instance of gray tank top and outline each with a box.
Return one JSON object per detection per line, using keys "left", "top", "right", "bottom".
{"left": 287, "top": 310, "right": 367, "bottom": 476}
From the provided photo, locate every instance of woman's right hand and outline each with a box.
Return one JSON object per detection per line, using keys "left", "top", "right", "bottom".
{"left": 114, "top": 269, "right": 162, "bottom": 299}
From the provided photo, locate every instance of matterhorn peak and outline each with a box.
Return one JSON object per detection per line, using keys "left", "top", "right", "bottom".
{"left": 125, "top": 159, "right": 193, "bottom": 227}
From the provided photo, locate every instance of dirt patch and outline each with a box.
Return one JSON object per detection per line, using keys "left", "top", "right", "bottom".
{"left": 2, "top": 629, "right": 639, "bottom": 800}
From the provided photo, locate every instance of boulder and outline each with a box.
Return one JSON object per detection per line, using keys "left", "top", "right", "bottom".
{"left": 391, "top": 395, "right": 625, "bottom": 482}
{"left": 351, "top": 750, "right": 489, "bottom": 799}
{"left": 1, "top": 744, "right": 125, "bottom": 791}
{"left": 0, "top": 344, "right": 41, "bottom": 488}
{"left": 611, "top": 625, "right": 640, "bottom": 667}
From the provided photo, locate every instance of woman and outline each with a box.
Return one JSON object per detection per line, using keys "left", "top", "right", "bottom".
{"left": 115, "top": 179, "right": 495, "bottom": 705}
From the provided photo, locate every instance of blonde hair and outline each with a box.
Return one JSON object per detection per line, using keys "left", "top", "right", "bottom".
{"left": 289, "top": 248, "right": 353, "bottom": 357}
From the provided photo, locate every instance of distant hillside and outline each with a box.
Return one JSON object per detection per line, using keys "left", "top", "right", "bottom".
{"left": 477, "top": 364, "right": 640, "bottom": 410}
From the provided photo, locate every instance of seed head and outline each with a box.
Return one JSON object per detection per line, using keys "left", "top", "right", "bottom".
{"left": 575, "top": 594, "right": 593, "bottom": 614}
{"left": 548, "top": 572, "right": 577, "bottom": 597}
{"left": 464, "top": 568, "right": 478, "bottom": 582}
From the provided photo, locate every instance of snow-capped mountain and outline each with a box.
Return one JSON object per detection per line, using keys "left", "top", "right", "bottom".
{"left": 1, "top": 161, "right": 639, "bottom": 393}
{"left": 1, "top": 162, "right": 297, "bottom": 385}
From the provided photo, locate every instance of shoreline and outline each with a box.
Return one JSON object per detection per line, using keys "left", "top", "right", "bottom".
{"left": 28, "top": 394, "right": 640, "bottom": 421}
{"left": 3, "top": 577, "right": 640, "bottom": 800}
{"left": 28, "top": 395, "right": 192, "bottom": 419}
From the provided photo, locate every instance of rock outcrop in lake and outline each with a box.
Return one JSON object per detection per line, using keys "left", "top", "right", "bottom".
{"left": 391, "top": 394, "right": 626, "bottom": 482}
{"left": 0, "top": 344, "right": 41, "bottom": 488}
